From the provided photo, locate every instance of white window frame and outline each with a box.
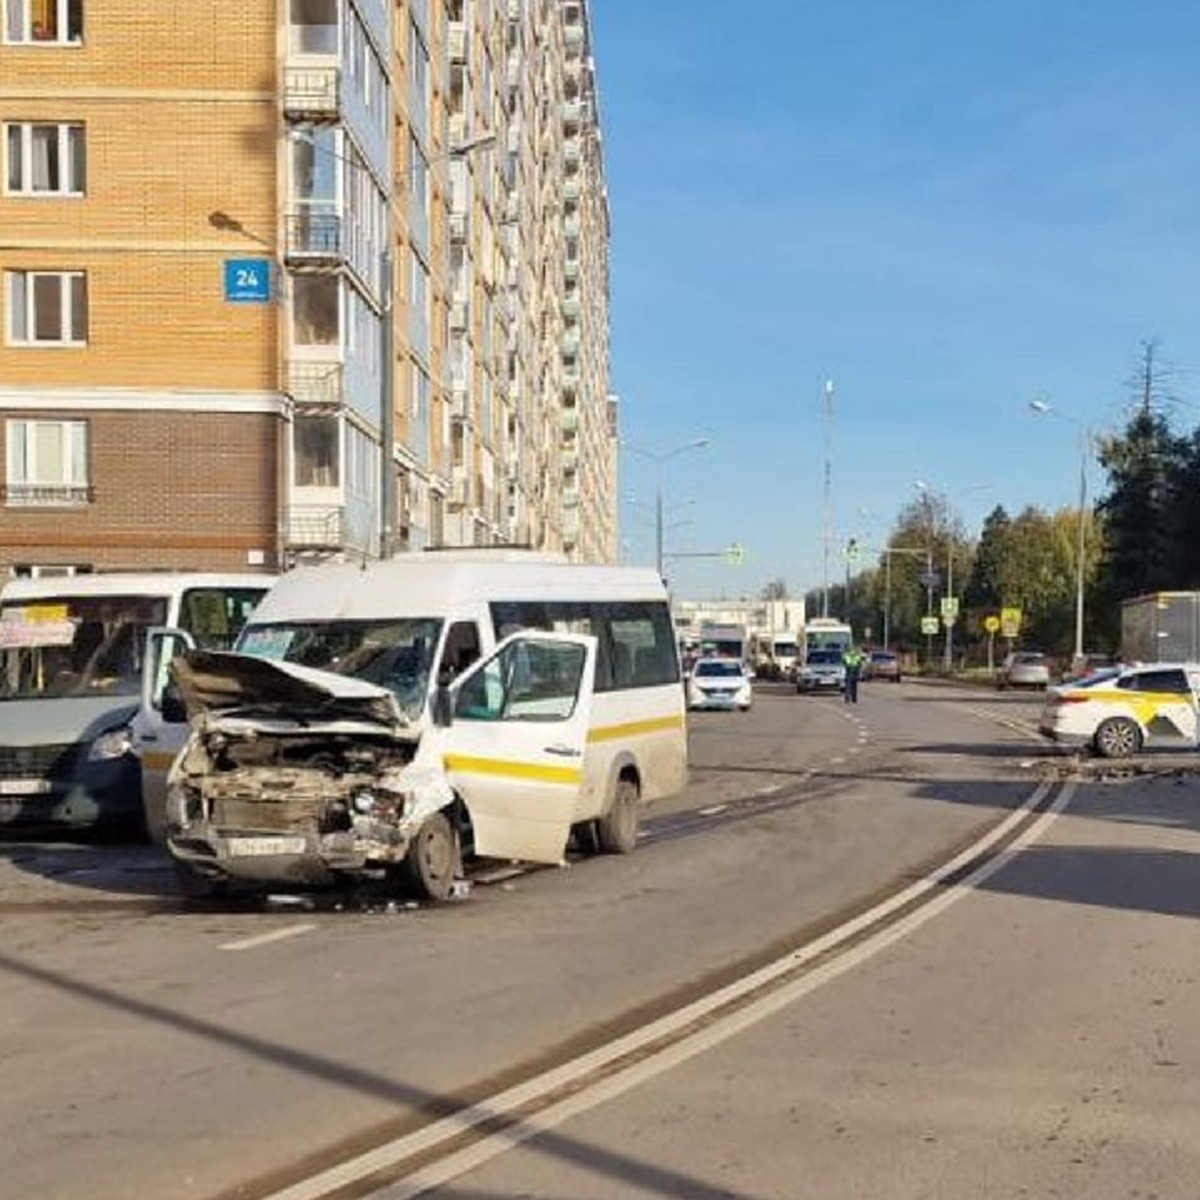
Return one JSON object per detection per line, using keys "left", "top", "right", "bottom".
{"left": 5, "top": 418, "right": 90, "bottom": 506}
{"left": 5, "top": 269, "right": 88, "bottom": 346}
{"left": 4, "top": 121, "right": 86, "bottom": 195}
{"left": 3, "top": 0, "right": 83, "bottom": 44}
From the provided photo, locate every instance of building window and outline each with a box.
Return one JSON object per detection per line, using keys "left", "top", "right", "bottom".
{"left": 4, "top": 0, "right": 83, "bottom": 43}
{"left": 4, "top": 122, "right": 85, "bottom": 194}
{"left": 291, "top": 274, "right": 339, "bottom": 345}
{"left": 293, "top": 413, "right": 339, "bottom": 487}
{"left": 5, "top": 419, "right": 89, "bottom": 505}
{"left": 5, "top": 270, "right": 87, "bottom": 344}
{"left": 289, "top": 0, "right": 335, "bottom": 55}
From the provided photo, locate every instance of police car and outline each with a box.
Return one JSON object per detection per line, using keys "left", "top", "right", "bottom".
{"left": 1038, "top": 662, "right": 1200, "bottom": 758}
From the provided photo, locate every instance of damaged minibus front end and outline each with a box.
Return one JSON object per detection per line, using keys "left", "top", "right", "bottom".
{"left": 163, "top": 649, "right": 461, "bottom": 898}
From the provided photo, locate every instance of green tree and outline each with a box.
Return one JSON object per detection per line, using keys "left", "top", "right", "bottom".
{"left": 962, "top": 505, "right": 1011, "bottom": 612}
{"left": 1095, "top": 406, "right": 1185, "bottom": 612}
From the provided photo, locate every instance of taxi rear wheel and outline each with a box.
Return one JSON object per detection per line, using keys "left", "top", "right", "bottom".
{"left": 1094, "top": 717, "right": 1142, "bottom": 759}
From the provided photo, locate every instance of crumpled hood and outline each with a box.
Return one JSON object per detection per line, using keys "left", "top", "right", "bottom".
{"left": 172, "top": 650, "right": 406, "bottom": 728}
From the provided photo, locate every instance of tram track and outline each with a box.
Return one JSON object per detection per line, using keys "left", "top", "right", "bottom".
{"left": 228, "top": 773, "right": 1075, "bottom": 1200}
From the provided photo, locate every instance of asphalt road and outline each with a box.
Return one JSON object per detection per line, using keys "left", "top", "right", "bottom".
{"left": 3, "top": 681, "right": 1198, "bottom": 1199}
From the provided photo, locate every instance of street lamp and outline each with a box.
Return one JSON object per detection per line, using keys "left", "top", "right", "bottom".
{"left": 879, "top": 544, "right": 933, "bottom": 651}
{"left": 914, "top": 480, "right": 989, "bottom": 670}
{"left": 621, "top": 438, "right": 710, "bottom": 577}
{"left": 379, "top": 131, "right": 496, "bottom": 557}
{"left": 1029, "top": 398, "right": 1091, "bottom": 664}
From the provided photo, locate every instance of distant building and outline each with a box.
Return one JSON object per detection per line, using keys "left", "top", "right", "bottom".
{"left": 673, "top": 598, "right": 806, "bottom": 643}
{"left": 0, "top": 0, "right": 615, "bottom": 576}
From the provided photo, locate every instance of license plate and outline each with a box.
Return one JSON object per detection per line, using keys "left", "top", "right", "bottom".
{"left": 227, "top": 836, "right": 307, "bottom": 858}
{"left": 0, "top": 779, "right": 51, "bottom": 796}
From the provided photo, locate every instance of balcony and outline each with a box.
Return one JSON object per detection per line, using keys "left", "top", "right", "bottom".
{"left": 563, "top": 135, "right": 581, "bottom": 164}
{"left": 449, "top": 300, "right": 468, "bottom": 331}
{"left": 1, "top": 483, "right": 93, "bottom": 506}
{"left": 564, "top": 24, "right": 584, "bottom": 54}
{"left": 286, "top": 504, "right": 349, "bottom": 550}
{"left": 288, "top": 362, "right": 344, "bottom": 408}
{"left": 563, "top": 177, "right": 581, "bottom": 202}
{"left": 564, "top": 211, "right": 581, "bottom": 237}
{"left": 448, "top": 210, "right": 468, "bottom": 241}
{"left": 561, "top": 98, "right": 584, "bottom": 127}
{"left": 561, "top": 295, "right": 580, "bottom": 319}
{"left": 284, "top": 211, "right": 344, "bottom": 263}
{"left": 563, "top": 258, "right": 579, "bottom": 281}
{"left": 448, "top": 20, "right": 466, "bottom": 65}
{"left": 561, "top": 407, "right": 579, "bottom": 433}
{"left": 283, "top": 67, "right": 341, "bottom": 121}
{"left": 561, "top": 328, "right": 580, "bottom": 353}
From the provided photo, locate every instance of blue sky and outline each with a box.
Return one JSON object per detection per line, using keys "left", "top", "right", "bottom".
{"left": 590, "top": 0, "right": 1200, "bottom": 599}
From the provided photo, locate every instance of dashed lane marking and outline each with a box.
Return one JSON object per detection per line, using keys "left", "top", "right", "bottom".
{"left": 219, "top": 925, "right": 317, "bottom": 952}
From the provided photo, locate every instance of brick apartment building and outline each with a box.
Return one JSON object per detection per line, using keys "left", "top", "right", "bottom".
{"left": 0, "top": 0, "right": 616, "bottom": 577}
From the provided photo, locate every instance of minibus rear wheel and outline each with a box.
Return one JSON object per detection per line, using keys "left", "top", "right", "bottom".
{"left": 597, "top": 776, "right": 639, "bottom": 854}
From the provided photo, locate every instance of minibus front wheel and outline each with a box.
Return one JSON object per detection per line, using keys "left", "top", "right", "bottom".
{"left": 597, "top": 775, "right": 640, "bottom": 855}
{"left": 396, "top": 812, "right": 461, "bottom": 901}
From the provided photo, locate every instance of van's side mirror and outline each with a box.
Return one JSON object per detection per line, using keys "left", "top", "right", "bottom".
{"left": 432, "top": 684, "right": 453, "bottom": 728}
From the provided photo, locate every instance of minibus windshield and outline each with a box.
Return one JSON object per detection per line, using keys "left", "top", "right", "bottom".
{"left": 0, "top": 594, "right": 168, "bottom": 701}
{"left": 238, "top": 618, "right": 444, "bottom": 718}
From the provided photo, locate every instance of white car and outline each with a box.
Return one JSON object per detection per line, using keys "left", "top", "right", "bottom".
{"left": 687, "top": 657, "right": 753, "bottom": 711}
{"left": 795, "top": 649, "right": 846, "bottom": 694}
{"left": 1039, "top": 662, "right": 1200, "bottom": 758}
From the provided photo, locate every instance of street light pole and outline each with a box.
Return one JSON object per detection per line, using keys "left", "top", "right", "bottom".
{"left": 621, "top": 437, "right": 710, "bottom": 578}
{"left": 379, "top": 132, "right": 496, "bottom": 559}
{"left": 1030, "top": 399, "right": 1090, "bottom": 662}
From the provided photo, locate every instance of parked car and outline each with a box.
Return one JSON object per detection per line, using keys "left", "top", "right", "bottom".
{"left": 1039, "top": 661, "right": 1200, "bottom": 757}
{"left": 998, "top": 651, "right": 1051, "bottom": 690}
{"left": 1063, "top": 652, "right": 1118, "bottom": 682}
{"left": 687, "top": 657, "right": 753, "bottom": 711}
{"left": 795, "top": 649, "right": 846, "bottom": 694}
{"left": 864, "top": 649, "right": 901, "bottom": 682}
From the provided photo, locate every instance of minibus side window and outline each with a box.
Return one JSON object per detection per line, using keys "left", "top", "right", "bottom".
{"left": 180, "top": 588, "right": 269, "bottom": 650}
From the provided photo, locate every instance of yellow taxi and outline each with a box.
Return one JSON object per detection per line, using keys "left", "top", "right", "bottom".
{"left": 1038, "top": 662, "right": 1200, "bottom": 758}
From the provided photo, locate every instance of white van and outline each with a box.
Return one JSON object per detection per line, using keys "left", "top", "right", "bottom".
{"left": 0, "top": 572, "right": 273, "bottom": 836}
{"left": 141, "top": 552, "right": 688, "bottom": 898}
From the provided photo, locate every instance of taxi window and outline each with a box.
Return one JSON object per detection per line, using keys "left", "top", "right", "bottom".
{"left": 1120, "top": 669, "right": 1190, "bottom": 694}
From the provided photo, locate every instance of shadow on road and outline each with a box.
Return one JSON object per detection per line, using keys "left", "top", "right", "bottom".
{"left": 0, "top": 946, "right": 767, "bottom": 1200}
{"left": 976, "top": 843, "right": 1200, "bottom": 921}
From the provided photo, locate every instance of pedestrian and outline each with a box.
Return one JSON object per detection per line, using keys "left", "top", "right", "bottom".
{"left": 842, "top": 644, "right": 866, "bottom": 704}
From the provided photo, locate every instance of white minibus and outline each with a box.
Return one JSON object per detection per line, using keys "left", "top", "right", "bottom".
{"left": 141, "top": 552, "right": 688, "bottom": 898}
{"left": 0, "top": 572, "right": 273, "bottom": 836}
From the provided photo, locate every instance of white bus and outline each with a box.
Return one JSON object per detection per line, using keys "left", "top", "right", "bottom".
{"left": 0, "top": 572, "right": 273, "bottom": 836}
{"left": 803, "top": 617, "right": 853, "bottom": 657}
{"left": 141, "top": 552, "right": 688, "bottom": 898}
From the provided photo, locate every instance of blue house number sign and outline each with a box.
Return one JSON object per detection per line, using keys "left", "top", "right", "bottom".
{"left": 224, "top": 259, "right": 271, "bottom": 303}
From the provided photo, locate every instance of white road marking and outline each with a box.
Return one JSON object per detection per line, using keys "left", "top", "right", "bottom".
{"left": 472, "top": 865, "right": 527, "bottom": 884}
{"left": 754, "top": 784, "right": 784, "bottom": 796}
{"left": 697, "top": 804, "right": 728, "bottom": 816}
{"left": 830, "top": 756, "right": 846, "bottom": 765}
{"left": 219, "top": 925, "right": 317, "bottom": 952}
{"left": 261, "top": 779, "right": 1069, "bottom": 1200}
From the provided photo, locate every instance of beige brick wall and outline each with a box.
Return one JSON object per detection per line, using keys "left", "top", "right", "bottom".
{"left": 0, "top": 410, "right": 282, "bottom": 573}
{"left": 3, "top": 2, "right": 277, "bottom": 93}
{"left": 1, "top": 1, "right": 281, "bottom": 394}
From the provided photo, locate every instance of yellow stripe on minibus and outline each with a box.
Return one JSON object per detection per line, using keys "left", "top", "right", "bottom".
{"left": 139, "top": 751, "right": 177, "bottom": 770}
{"left": 443, "top": 754, "right": 582, "bottom": 785}
{"left": 587, "top": 713, "right": 685, "bottom": 744}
